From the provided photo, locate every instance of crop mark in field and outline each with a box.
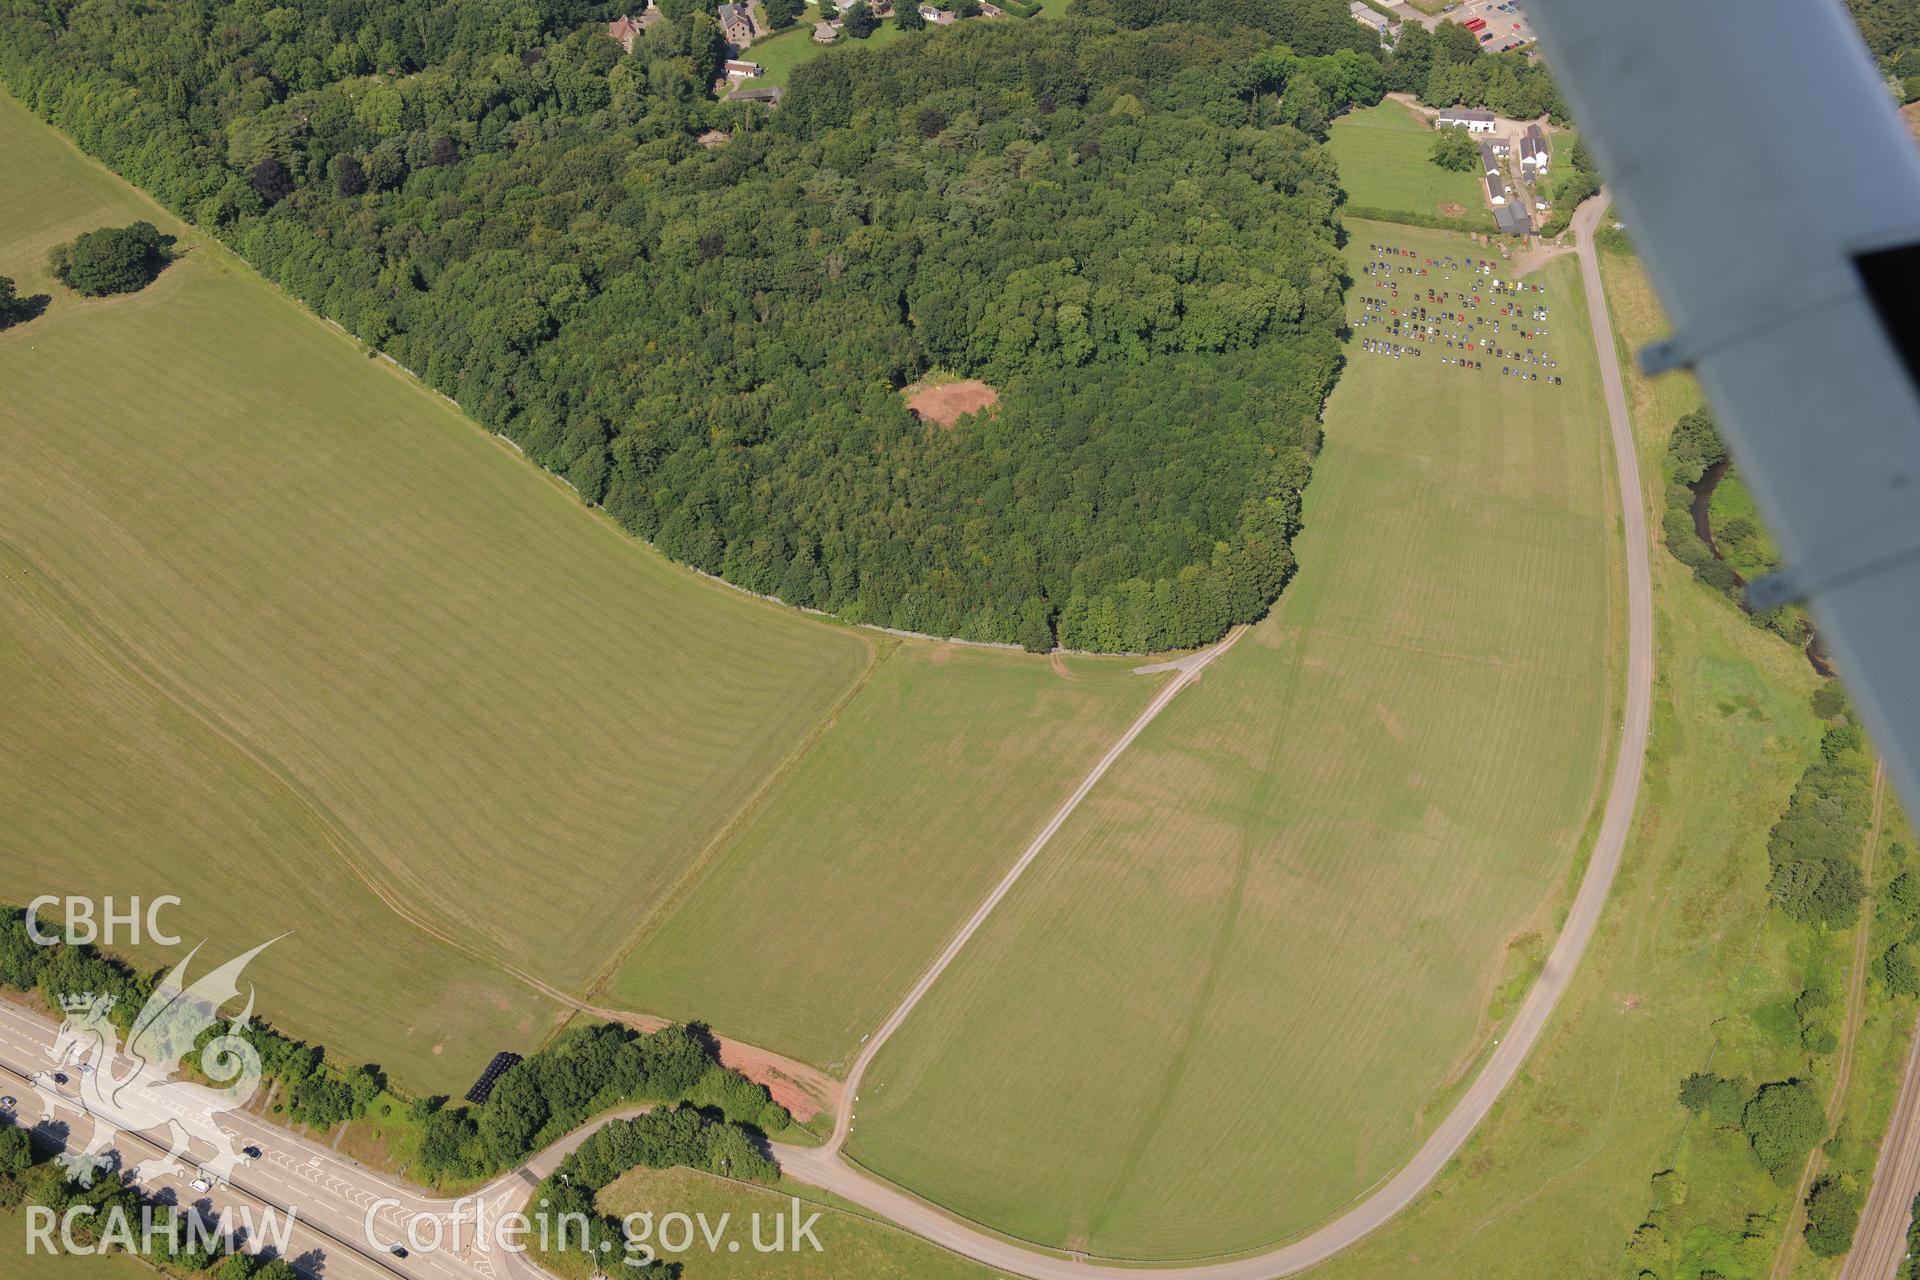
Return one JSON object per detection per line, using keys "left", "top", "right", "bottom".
{"left": 578, "top": 632, "right": 898, "bottom": 1011}
{"left": 1086, "top": 622, "right": 1314, "bottom": 1241}
{"left": 0, "top": 534, "right": 567, "bottom": 1019}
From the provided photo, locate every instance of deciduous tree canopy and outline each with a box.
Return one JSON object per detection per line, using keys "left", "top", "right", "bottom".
{"left": 0, "top": 0, "right": 1372, "bottom": 651}
{"left": 46, "top": 222, "right": 172, "bottom": 296}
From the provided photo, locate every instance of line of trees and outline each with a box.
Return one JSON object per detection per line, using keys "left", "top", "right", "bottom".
{"left": 1764, "top": 692, "right": 1875, "bottom": 929}
{"left": 0, "top": 1112, "right": 300, "bottom": 1280}
{"left": 1378, "top": 19, "right": 1565, "bottom": 121}
{"left": 0, "top": 0, "right": 1368, "bottom": 652}
{"left": 0, "top": 908, "right": 384, "bottom": 1134}
{"left": 413, "top": 1021, "right": 789, "bottom": 1184}
{"left": 535, "top": 1107, "right": 776, "bottom": 1275}
{"left": 1659, "top": 406, "right": 1810, "bottom": 644}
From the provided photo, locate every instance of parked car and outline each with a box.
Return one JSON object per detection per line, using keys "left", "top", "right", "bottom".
{"left": 190, "top": 1178, "right": 212, "bottom": 1193}
{"left": 0, "top": 1096, "right": 15, "bottom": 1110}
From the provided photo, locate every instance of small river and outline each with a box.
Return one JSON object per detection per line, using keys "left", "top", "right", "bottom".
{"left": 1688, "top": 461, "right": 1831, "bottom": 676}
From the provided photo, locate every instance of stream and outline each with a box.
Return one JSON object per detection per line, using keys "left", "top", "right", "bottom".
{"left": 1687, "top": 460, "right": 1832, "bottom": 676}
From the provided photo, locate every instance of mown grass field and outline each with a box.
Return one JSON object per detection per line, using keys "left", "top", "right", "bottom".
{"left": 1290, "top": 237, "right": 1832, "bottom": 1280}
{"left": 1329, "top": 100, "right": 1495, "bottom": 229}
{"left": 0, "top": 92, "right": 875, "bottom": 1090}
{"left": 540, "top": 1167, "right": 1009, "bottom": 1279}
{"left": 846, "top": 223, "right": 1620, "bottom": 1258}
{"left": 748, "top": 17, "right": 908, "bottom": 88}
{"left": 0, "top": 1208, "right": 150, "bottom": 1279}
{"left": 609, "top": 641, "right": 1161, "bottom": 1071}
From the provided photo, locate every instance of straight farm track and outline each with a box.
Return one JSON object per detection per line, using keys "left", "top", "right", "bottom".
{"left": 843, "top": 222, "right": 1623, "bottom": 1260}
{"left": 608, "top": 641, "right": 1163, "bottom": 1072}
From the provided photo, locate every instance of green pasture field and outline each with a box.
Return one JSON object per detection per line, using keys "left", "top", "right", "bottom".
{"left": 846, "top": 222, "right": 1620, "bottom": 1258}
{"left": 1328, "top": 100, "right": 1495, "bottom": 230}
{"left": 608, "top": 641, "right": 1162, "bottom": 1071}
{"left": 538, "top": 1167, "right": 1008, "bottom": 1279}
{"left": 0, "top": 1209, "right": 151, "bottom": 1280}
{"left": 747, "top": 18, "right": 908, "bottom": 89}
{"left": 1292, "top": 235, "right": 1832, "bottom": 1280}
{"left": 0, "top": 93, "right": 875, "bottom": 1090}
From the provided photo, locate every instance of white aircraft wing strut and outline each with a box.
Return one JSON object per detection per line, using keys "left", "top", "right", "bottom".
{"left": 1523, "top": 0, "right": 1920, "bottom": 816}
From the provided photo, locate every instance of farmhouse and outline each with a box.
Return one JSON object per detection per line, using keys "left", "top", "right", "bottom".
{"left": 717, "top": 1, "right": 755, "bottom": 43}
{"left": 1478, "top": 141, "right": 1500, "bottom": 175}
{"left": 1485, "top": 171, "right": 1507, "bottom": 207}
{"left": 1520, "top": 123, "right": 1549, "bottom": 172}
{"left": 1436, "top": 105, "right": 1496, "bottom": 133}
{"left": 1485, "top": 134, "right": 1510, "bottom": 156}
{"left": 920, "top": 4, "right": 954, "bottom": 19}
{"left": 607, "top": 12, "right": 649, "bottom": 50}
{"left": 723, "top": 58, "right": 762, "bottom": 79}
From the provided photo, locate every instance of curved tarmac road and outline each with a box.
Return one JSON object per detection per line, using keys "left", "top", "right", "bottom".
{"left": 774, "top": 191, "right": 1657, "bottom": 1278}
{"left": 0, "top": 198, "right": 1654, "bottom": 1280}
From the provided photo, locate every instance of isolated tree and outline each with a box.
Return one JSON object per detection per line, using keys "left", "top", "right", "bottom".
{"left": 895, "top": 0, "right": 925, "bottom": 29}
{"left": 765, "top": 0, "right": 802, "bottom": 26}
{"left": 953, "top": 0, "right": 981, "bottom": 15}
{"left": 1742, "top": 1080, "right": 1826, "bottom": 1181}
{"left": 0, "top": 276, "right": 48, "bottom": 329}
{"left": 47, "top": 222, "right": 172, "bottom": 296}
{"left": 1430, "top": 124, "right": 1479, "bottom": 171}
{"left": 844, "top": 0, "right": 877, "bottom": 36}
{"left": 1804, "top": 1176, "right": 1862, "bottom": 1257}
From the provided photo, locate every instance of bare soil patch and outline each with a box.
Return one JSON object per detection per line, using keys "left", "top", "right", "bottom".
{"left": 904, "top": 378, "right": 999, "bottom": 428}
{"left": 1436, "top": 201, "right": 1467, "bottom": 219}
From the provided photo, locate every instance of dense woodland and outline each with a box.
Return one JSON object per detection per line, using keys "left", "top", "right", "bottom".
{"left": 1850, "top": 0, "right": 1920, "bottom": 99}
{"left": 2, "top": 0, "right": 1365, "bottom": 652}
{"left": 0, "top": 0, "right": 1561, "bottom": 651}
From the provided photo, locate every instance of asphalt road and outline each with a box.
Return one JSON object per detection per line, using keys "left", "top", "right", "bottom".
{"left": 0, "top": 999, "right": 553, "bottom": 1280}
{"left": 824, "top": 624, "right": 1249, "bottom": 1151}
{"left": 0, "top": 194, "right": 1658, "bottom": 1280}
{"left": 775, "top": 191, "right": 1657, "bottom": 1278}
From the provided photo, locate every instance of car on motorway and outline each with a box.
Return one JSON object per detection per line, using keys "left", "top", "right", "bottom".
{"left": 190, "top": 1177, "right": 212, "bottom": 1193}
{"left": 389, "top": 1245, "right": 409, "bottom": 1259}
{"left": 242, "top": 1145, "right": 261, "bottom": 1160}
{"left": 52, "top": 1072, "right": 68, "bottom": 1085}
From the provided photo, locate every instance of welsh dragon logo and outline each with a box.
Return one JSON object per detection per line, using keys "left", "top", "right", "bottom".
{"left": 34, "top": 938, "right": 281, "bottom": 1189}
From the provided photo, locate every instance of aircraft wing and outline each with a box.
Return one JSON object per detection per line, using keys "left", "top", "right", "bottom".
{"left": 1522, "top": 0, "right": 1920, "bottom": 817}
